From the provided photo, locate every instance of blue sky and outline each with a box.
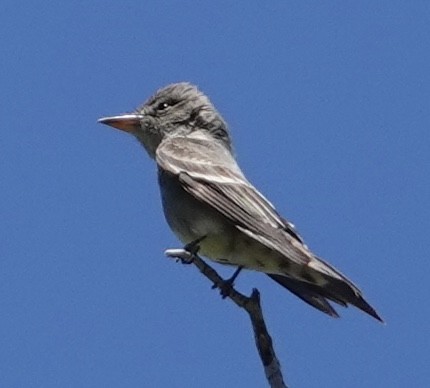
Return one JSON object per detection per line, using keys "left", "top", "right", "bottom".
{"left": 1, "top": 1, "right": 429, "bottom": 387}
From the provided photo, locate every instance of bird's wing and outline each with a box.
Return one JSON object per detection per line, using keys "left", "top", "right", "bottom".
{"left": 156, "top": 135, "right": 314, "bottom": 267}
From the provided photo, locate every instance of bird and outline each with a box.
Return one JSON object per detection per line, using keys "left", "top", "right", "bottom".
{"left": 98, "top": 82, "right": 383, "bottom": 322}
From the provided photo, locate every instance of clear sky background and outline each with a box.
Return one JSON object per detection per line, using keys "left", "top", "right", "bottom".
{"left": 1, "top": 2, "right": 429, "bottom": 387}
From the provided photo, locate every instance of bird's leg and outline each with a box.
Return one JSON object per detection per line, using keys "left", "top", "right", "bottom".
{"left": 213, "top": 266, "right": 244, "bottom": 299}
{"left": 164, "top": 236, "right": 206, "bottom": 264}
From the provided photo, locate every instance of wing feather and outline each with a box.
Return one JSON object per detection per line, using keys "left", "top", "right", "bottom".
{"left": 157, "top": 136, "right": 311, "bottom": 266}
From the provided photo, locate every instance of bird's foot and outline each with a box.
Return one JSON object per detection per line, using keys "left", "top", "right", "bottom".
{"left": 212, "top": 266, "right": 243, "bottom": 299}
{"left": 164, "top": 236, "right": 206, "bottom": 265}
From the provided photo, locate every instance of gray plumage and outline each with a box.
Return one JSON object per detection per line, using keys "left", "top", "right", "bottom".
{"left": 98, "top": 82, "right": 383, "bottom": 322}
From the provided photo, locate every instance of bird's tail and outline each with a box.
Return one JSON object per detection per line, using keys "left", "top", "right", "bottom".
{"left": 269, "top": 274, "right": 341, "bottom": 318}
{"left": 269, "top": 257, "right": 384, "bottom": 322}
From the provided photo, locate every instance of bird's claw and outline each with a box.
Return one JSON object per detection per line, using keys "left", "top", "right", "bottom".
{"left": 212, "top": 279, "right": 235, "bottom": 299}
{"left": 212, "top": 266, "right": 243, "bottom": 299}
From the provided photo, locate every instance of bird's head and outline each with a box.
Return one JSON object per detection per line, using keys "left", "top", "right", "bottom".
{"left": 98, "top": 82, "right": 231, "bottom": 158}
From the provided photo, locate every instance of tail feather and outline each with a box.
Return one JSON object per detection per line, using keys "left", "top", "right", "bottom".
{"left": 324, "top": 276, "right": 384, "bottom": 322}
{"left": 269, "top": 274, "right": 340, "bottom": 318}
{"left": 269, "top": 271, "right": 384, "bottom": 323}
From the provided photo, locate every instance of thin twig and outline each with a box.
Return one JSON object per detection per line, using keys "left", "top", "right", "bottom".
{"left": 165, "top": 248, "right": 287, "bottom": 388}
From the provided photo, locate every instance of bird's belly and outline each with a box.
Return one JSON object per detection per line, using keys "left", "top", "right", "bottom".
{"left": 209, "top": 234, "right": 285, "bottom": 273}
{"left": 166, "top": 206, "right": 283, "bottom": 273}
{"left": 165, "top": 200, "right": 235, "bottom": 259}
{"left": 158, "top": 170, "right": 287, "bottom": 274}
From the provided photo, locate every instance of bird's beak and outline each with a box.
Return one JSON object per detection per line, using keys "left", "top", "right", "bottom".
{"left": 97, "top": 113, "right": 143, "bottom": 133}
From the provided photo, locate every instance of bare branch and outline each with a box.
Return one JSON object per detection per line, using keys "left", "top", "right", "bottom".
{"left": 165, "top": 248, "right": 287, "bottom": 388}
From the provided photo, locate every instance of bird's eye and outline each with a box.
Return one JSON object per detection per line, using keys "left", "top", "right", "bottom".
{"left": 157, "top": 102, "right": 170, "bottom": 111}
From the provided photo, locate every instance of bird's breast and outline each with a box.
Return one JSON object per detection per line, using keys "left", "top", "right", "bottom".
{"left": 158, "top": 169, "right": 233, "bottom": 247}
